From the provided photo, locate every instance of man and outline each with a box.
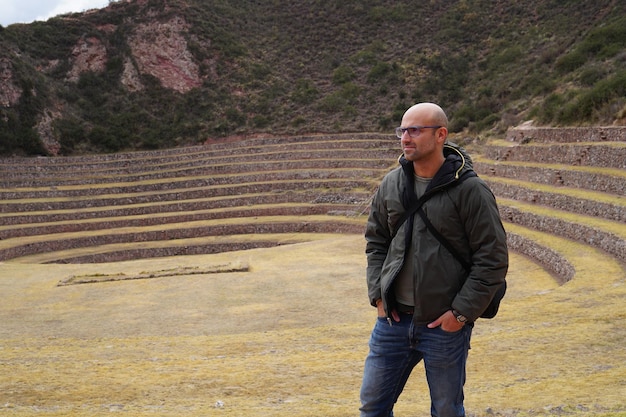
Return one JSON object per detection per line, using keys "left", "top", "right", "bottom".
{"left": 360, "top": 103, "right": 508, "bottom": 417}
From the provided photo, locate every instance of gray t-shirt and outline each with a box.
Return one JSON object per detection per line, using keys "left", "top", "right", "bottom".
{"left": 393, "top": 174, "right": 431, "bottom": 307}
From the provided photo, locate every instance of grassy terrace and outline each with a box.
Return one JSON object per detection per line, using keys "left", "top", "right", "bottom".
{"left": 0, "top": 134, "right": 399, "bottom": 263}
{"left": 474, "top": 156, "right": 626, "bottom": 196}
{"left": 0, "top": 132, "right": 625, "bottom": 416}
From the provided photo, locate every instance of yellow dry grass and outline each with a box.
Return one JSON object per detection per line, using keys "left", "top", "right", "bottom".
{"left": 1, "top": 233, "right": 625, "bottom": 417}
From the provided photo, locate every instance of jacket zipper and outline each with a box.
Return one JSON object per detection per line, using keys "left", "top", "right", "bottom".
{"left": 382, "top": 148, "right": 466, "bottom": 325}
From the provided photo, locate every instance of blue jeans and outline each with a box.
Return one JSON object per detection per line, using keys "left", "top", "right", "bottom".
{"left": 360, "top": 314, "right": 472, "bottom": 417}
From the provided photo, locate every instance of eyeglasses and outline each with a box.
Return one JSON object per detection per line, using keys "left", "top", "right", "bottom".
{"left": 395, "top": 125, "right": 442, "bottom": 139}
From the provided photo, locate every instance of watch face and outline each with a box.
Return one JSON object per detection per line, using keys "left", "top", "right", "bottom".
{"left": 456, "top": 314, "right": 467, "bottom": 323}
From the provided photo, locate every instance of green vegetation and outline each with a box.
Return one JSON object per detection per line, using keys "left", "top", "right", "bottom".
{"left": 0, "top": 0, "right": 625, "bottom": 155}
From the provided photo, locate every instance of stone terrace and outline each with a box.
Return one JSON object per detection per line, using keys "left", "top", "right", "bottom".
{"left": 1, "top": 129, "right": 625, "bottom": 286}
{"left": 0, "top": 133, "right": 397, "bottom": 264}
{"left": 475, "top": 126, "right": 626, "bottom": 282}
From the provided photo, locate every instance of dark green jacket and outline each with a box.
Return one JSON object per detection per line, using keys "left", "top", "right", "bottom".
{"left": 365, "top": 143, "right": 509, "bottom": 324}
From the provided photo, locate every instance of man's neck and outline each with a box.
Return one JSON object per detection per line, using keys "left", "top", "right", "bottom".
{"left": 413, "top": 155, "right": 445, "bottom": 178}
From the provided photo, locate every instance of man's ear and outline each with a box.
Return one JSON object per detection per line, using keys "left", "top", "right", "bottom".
{"left": 436, "top": 127, "right": 448, "bottom": 144}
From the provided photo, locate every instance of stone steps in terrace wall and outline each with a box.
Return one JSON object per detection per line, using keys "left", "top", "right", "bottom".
{"left": 503, "top": 222, "right": 624, "bottom": 286}
{"left": 505, "top": 126, "right": 626, "bottom": 143}
{"left": 0, "top": 150, "right": 399, "bottom": 187}
{"left": 498, "top": 199, "right": 626, "bottom": 263}
{"left": 0, "top": 193, "right": 369, "bottom": 226}
{"left": 480, "top": 142, "right": 626, "bottom": 169}
{"left": 0, "top": 204, "right": 362, "bottom": 239}
{"left": 0, "top": 174, "right": 377, "bottom": 207}
{"left": 474, "top": 159, "right": 625, "bottom": 196}
{"left": 0, "top": 217, "right": 365, "bottom": 263}
{"left": 483, "top": 177, "right": 626, "bottom": 223}
{"left": 0, "top": 135, "right": 397, "bottom": 175}
{"left": 7, "top": 233, "right": 340, "bottom": 264}
{"left": 470, "top": 126, "right": 626, "bottom": 285}
{"left": 0, "top": 134, "right": 398, "bottom": 263}
{"left": 1, "top": 131, "right": 623, "bottom": 281}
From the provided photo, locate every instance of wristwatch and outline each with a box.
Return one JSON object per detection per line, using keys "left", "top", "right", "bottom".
{"left": 452, "top": 309, "right": 467, "bottom": 323}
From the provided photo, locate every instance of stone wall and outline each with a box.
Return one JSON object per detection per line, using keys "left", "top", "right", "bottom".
{"left": 0, "top": 204, "right": 361, "bottom": 239}
{"left": 0, "top": 221, "right": 365, "bottom": 262}
{"left": 474, "top": 162, "right": 625, "bottom": 196}
{"left": 506, "top": 233, "right": 575, "bottom": 284}
{"left": 485, "top": 180, "right": 626, "bottom": 223}
{"left": 506, "top": 126, "right": 626, "bottom": 143}
{"left": 1, "top": 132, "right": 621, "bottom": 286}
{"left": 0, "top": 180, "right": 374, "bottom": 211}
{"left": 0, "top": 195, "right": 367, "bottom": 226}
{"left": 500, "top": 206, "right": 625, "bottom": 262}
{"left": 481, "top": 144, "right": 626, "bottom": 169}
{"left": 54, "top": 242, "right": 283, "bottom": 264}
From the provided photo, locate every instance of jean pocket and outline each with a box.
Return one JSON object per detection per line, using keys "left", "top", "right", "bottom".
{"left": 438, "top": 324, "right": 464, "bottom": 334}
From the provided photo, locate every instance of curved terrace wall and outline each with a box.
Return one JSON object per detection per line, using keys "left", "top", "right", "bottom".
{"left": 485, "top": 181, "right": 626, "bottom": 223}
{"left": 474, "top": 162, "right": 625, "bottom": 196}
{"left": 482, "top": 144, "right": 626, "bottom": 169}
{"left": 0, "top": 130, "right": 623, "bottom": 289}
{"left": 500, "top": 206, "right": 625, "bottom": 262}
{"left": 505, "top": 233, "right": 575, "bottom": 284}
{"left": 506, "top": 126, "right": 626, "bottom": 143}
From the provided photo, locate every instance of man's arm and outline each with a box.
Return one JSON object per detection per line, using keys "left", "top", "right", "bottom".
{"left": 452, "top": 179, "right": 509, "bottom": 321}
{"left": 365, "top": 185, "right": 391, "bottom": 307}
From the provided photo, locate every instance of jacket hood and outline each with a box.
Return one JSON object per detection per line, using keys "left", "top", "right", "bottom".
{"left": 398, "top": 141, "right": 476, "bottom": 208}
{"left": 444, "top": 141, "right": 474, "bottom": 170}
{"left": 399, "top": 141, "right": 474, "bottom": 179}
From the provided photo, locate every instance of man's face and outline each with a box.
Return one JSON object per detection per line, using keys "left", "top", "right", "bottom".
{"left": 399, "top": 111, "right": 441, "bottom": 163}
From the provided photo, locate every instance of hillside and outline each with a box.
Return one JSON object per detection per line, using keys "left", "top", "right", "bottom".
{"left": 1, "top": 0, "right": 625, "bottom": 156}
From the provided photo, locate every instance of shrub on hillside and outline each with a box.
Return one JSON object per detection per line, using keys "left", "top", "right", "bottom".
{"left": 556, "top": 17, "right": 626, "bottom": 73}
{"left": 558, "top": 71, "right": 626, "bottom": 124}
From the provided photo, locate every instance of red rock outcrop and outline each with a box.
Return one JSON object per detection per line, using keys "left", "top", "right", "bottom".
{"left": 127, "top": 16, "right": 202, "bottom": 93}
{"left": 66, "top": 36, "right": 108, "bottom": 82}
{"left": 64, "top": 14, "right": 201, "bottom": 93}
{"left": 30, "top": 11, "right": 203, "bottom": 154}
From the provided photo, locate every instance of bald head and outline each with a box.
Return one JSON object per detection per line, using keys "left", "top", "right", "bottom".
{"left": 399, "top": 103, "right": 449, "bottom": 176}
{"left": 403, "top": 103, "right": 448, "bottom": 128}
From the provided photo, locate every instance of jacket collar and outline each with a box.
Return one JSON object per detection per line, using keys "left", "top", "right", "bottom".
{"left": 399, "top": 142, "right": 472, "bottom": 183}
{"left": 399, "top": 142, "right": 475, "bottom": 207}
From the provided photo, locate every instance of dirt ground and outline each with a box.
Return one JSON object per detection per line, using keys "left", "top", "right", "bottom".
{"left": 1, "top": 234, "right": 625, "bottom": 416}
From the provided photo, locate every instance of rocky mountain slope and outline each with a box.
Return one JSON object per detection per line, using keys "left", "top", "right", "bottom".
{"left": 0, "top": 0, "right": 625, "bottom": 155}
